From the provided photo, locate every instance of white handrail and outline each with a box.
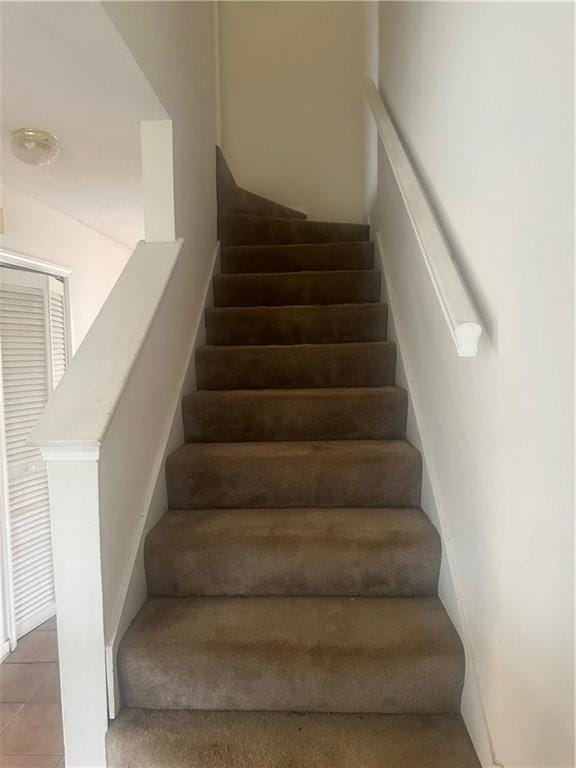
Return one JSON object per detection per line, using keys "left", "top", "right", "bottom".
{"left": 365, "top": 78, "right": 482, "bottom": 357}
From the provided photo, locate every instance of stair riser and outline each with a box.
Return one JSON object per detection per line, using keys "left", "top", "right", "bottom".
{"left": 145, "top": 509, "right": 440, "bottom": 597}
{"left": 196, "top": 343, "right": 396, "bottom": 390}
{"left": 221, "top": 243, "right": 375, "bottom": 273}
{"left": 219, "top": 214, "right": 370, "bottom": 246}
{"left": 121, "top": 660, "right": 462, "bottom": 714}
{"left": 213, "top": 271, "right": 381, "bottom": 307}
{"left": 206, "top": 304, "right": 387, "bottom": 345}
{"left": 183, "top": 389, "right": 407, "bottom": 442}
{"left": 166, "top": 443, "right": 421, "bottom": 509}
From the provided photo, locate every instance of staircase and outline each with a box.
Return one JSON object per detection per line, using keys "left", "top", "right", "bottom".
{"left": 107, "top": 160, "right": 480, "bottom": 766}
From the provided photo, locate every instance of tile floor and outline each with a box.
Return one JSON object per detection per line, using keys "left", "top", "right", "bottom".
{"left": 0, "top": 617, "right": 64, "bottom": 767}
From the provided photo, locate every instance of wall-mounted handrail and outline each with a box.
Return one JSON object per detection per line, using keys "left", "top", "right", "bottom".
{"left": 365, "top": 78, "right": 482, "bottom": 357}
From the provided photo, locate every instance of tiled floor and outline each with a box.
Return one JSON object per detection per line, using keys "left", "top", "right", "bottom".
{"left": 0, "top": 617, "right": 64, "bottom": 767}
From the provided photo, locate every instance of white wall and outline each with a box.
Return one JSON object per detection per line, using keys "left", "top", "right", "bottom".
{"left": 1, "top": 1, "right": 167, "bottom": 247}
{"left": 105, "top": 0, "right": 217, "bottom": 263}
{"left": 1, "top": 186, "right": 130, "bottom": 349}
{"left": 219, "top": 1, "right": 371, "bottom": 223}
{"left": 375, "top": 3, "right": 574, "bottom": 767}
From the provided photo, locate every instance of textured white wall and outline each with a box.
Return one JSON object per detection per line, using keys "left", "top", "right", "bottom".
{"left": 1, "top": 1, "right": 167, "bottom": 247}
{"left": 376, "top": 3, "right": 574, "bottom": 767}
{"left": 219, "top": 1, "right": 371, "bottom": 223}
{"left": 1, "top": 186, "right": 130, "bottom": 349}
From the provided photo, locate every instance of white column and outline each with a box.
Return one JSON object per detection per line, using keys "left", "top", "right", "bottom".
{"left": 42, "top": 447, "right": 108, "bottom": 768}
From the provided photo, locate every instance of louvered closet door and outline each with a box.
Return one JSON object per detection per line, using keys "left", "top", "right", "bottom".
{"left": 0, "top": 267, "right": 68, "bottom": 640}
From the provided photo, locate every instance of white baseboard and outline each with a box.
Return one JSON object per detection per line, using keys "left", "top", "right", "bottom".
{"left": 374, "top": 232, "right": 496, "bottom": 768}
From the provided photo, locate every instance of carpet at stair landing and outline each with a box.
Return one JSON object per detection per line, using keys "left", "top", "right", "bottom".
{"left": 108, "top": 202, "right": 480, "bottom": 767}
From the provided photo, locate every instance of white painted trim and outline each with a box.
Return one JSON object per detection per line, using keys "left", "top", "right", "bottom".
{"left": 375, "top": 232, "right": 496, "bottom": 768}
{"left": 0, "top": 247, "right": 71, "bottom": 278}
{"left": 0, "top": 639, "right": 11, "bottom": 663}
{"left": 62, "top": 275, "right": 75, "bottom": 358}
{"left": 141, "top": 120, "right": 176, "bottom": 243}
{"left": 39, "top": 445, "right": 101, "bottom": 463}
{"left": 0, "top": 246, "right": 75, "bottom": 352}
{"left": 365, "top": 78, "right": 482, "bottom": 358}
{"left": 0, "top": 335, "right": 16, "bottom": 651}
{"left": 45, "top": 457, "right": 107, "bottom": 767}
{"left": 105, "top": 240, "right": 221, "bottom": 718}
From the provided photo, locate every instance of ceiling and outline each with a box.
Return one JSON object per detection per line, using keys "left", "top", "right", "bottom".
{"left": 1, "top": 1, "right": 168, "bottom": 248}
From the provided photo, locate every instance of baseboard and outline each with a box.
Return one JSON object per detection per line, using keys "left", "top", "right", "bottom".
{"left": 374, "top": 232, "right": 496, "bottom": 768}
{"left": 104, "top": 240, "right": 220, "bottom": 718}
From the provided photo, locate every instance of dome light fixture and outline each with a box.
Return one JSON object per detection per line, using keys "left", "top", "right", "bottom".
{"left": 9, "top": 128, "right": 61, "bottom": 167}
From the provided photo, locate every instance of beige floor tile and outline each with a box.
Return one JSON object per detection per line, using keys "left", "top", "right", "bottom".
{"left": 0, "top": 665, "right": 54, "bottom": 704}
{"left": 5, "top": 635, "right": 58, "bottom": 665}
{"left": 0, "top": 702, "right": 63, "bottom": 755}
{"left": 0, "top": 706, "right": 21, "bottom": 734}
{"left": 0, "top": 756, "right": 61, "bottom": 767}
{"left": 34, "top": 619, "right": 57, "bottom": 633}
{"left": 29, "top": 670, "right": 59, "bottom": 705}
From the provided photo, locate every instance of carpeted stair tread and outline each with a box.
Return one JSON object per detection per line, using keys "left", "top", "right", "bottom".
{"left": 196, "top": 341, "right": 396, "bottom": 390}
{"left": 183, "top": 387, "right": 406, "bottom": 442}
{"left": 221, "top": 242, "right": 375, "bottom": 273}
{"left": 118, "top": 595, "right": 463, "bottom": 713}
{"left": 219, "top": 213, "right": 370, "bottom": 246}
{"left": 107, "top": 710, "right": 480, "bottom": 768}
{"left": 145, "top": 507, "right": 440, "bottom": 597}
{"left": 206, "top": 303, "right": 388, "bottom": 345}
{"left": 213, "top": 270, "right": 381, "bottom": 307}
{"left": 166, "top": 440, "right": 421, "bottom": 509}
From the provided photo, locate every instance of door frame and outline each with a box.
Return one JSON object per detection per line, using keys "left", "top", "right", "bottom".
{"left": 0, "top": 248, "right": 72, "bottom": 654}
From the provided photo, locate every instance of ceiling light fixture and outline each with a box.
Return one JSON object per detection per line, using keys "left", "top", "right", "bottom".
{"left": 9, "top": 128, "right": 61, "bottom": 167}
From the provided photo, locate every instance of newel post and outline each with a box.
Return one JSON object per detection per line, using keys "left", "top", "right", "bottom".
{"left": 40, "top": 445, "right": 108, "bottom": 768}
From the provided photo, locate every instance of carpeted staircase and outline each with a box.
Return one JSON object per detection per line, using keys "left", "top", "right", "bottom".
{"left": 107, "top": 155, "right": 480, "bottom": 767}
